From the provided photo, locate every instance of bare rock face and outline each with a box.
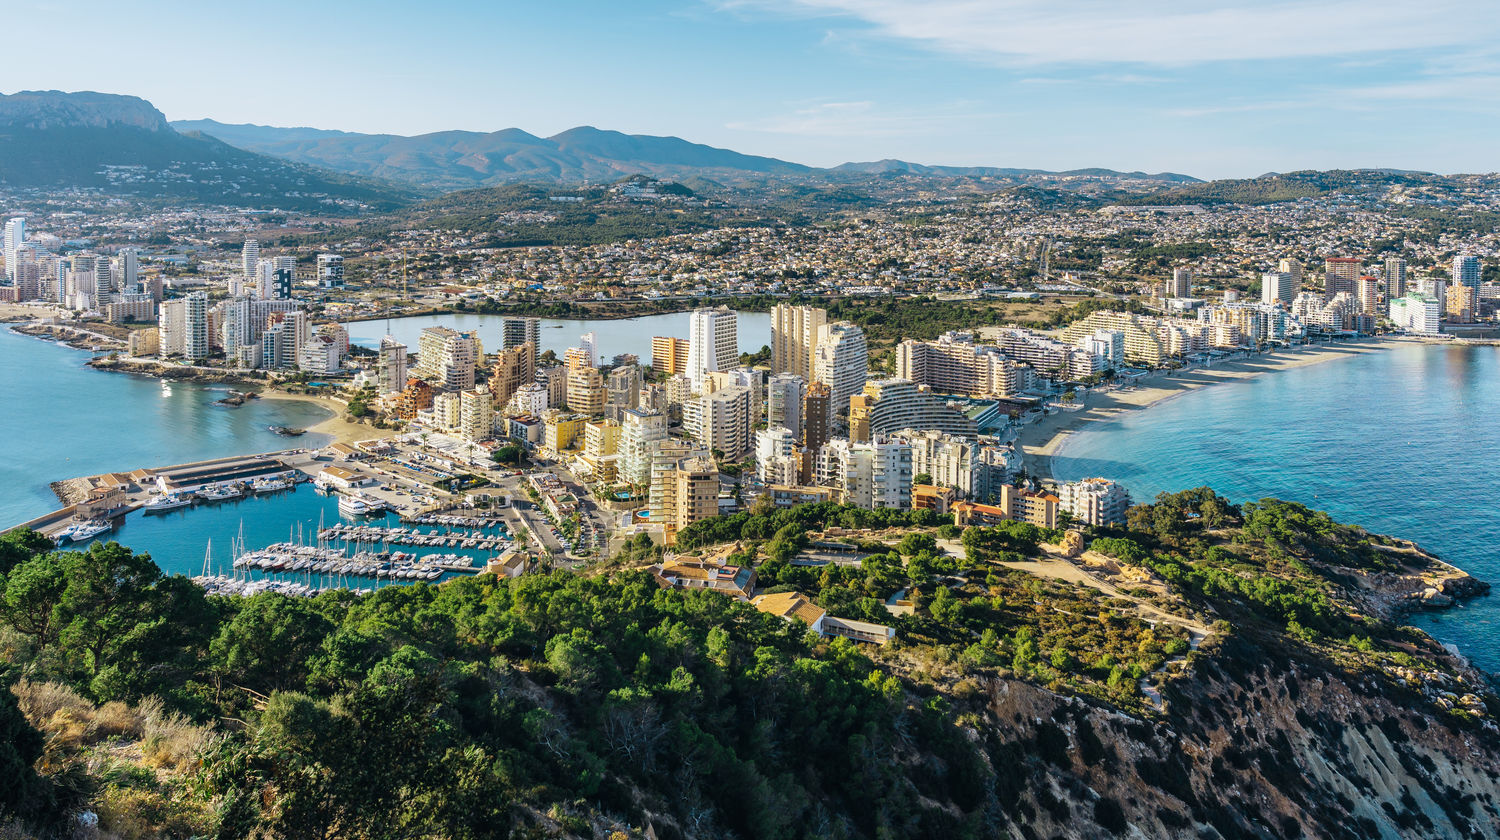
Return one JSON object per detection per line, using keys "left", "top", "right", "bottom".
{"left": 0, "top": 90, "right": 170, "bottom": 131}
{"left": 972, "top": 635, "right": 1500, "bottom": 839}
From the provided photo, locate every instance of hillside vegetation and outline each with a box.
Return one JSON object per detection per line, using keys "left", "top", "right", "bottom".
{"left": 1, "top": 490, "right": 1498, "bottom": 838}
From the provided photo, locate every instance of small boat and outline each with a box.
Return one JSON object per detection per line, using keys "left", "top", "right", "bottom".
{"left": 199, "top": 483, "right": 244, "bottom": 502}
{"left": 143, "top": 493, "right": 193, "bottom": 513}
{"left": 66, "top": 520, "right": 113, "bottom": 543}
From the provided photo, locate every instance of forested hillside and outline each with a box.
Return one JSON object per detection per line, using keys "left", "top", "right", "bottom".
{"left": 2, "top": 490, "right": 1498, "bottom": 838}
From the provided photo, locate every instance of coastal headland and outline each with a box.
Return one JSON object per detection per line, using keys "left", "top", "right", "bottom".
{"left": 1017, "top": 338, "right": 1391, "bottom": 481}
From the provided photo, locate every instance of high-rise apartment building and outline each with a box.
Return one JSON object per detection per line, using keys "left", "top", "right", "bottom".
{"left": 1384, "top": 258, "right": 1408, "bottom": 299}
{"left": 1261, "top": 272, "right": 1295, "bottom": 306}
{"left": 651, "top": 336, "right": 690, "bottom": 375}
{"left": 501, "top": 317, "right": 541, "bottom": 351}
{"left": 1169, "top": 267, "right": 1192, "bottom": 298}
{"left": 755, "top": 426, "right": 801, "bottom": 486}
{"left": 847, "top": 379, "right": 978, "bottom": 443}
{"left": 802, "top": 382, "right": 832, "bottom": 454}
{"left": 566, "top": 366, "right": 606, "bottom": 416}
{"left": 766, "top": 373, "right": 806, "bottom": 437}
{"left": 3, "top": 217, "right": 24, "bottom": 282}
{"left": 459, "top": 387, "right": 494, "bottom": 442}
{"left": 115, "top": 248, "right": 139, "bottom": 293}
{"left": 1057, "top": 478, "right": 1131, "bottom": 527}
{"left": 683, "top": 385, "right": 751, "bottom": 459}
{"left": 159, "top": 292, "right": 210, "bottom": 361}
{"left": 650, "top": 453, "right": 719, "bottom": 545}
{"left": 1446, "top": 284, "right": 1476, "bottom": 324}
{"left": 489, "top": 342, "right": 536, "bottom": 409}
{"left": 771, "top": 303, "right": 827, "bottom": 382}
{"left": 1357, "top": 276, "right": 1382, "bottom": 316}
{"left": 1389, "top": 294, "right": 1441, "bottom": 335}
{"left": 415, "top": 326, "right": 481, "bottom": 391}
{"left": 816, "top": 438, "right": 912, "bottom": 510}
{"left": 897, "top": 333, "right": 1033, "bottom": 396}
{"left": 1453, "top": 254, "right": 1482, "bottom": 312}
{"left": 687, "top": 306, "right": 737, "bottom": 391}
{"left": 620, "top": 407, "right": 668, "bottom": 485}
{"left": 813, "top": 321, "right": 868, "bottom": 413}
{"left": 241, "top": 239, "right": 259, "bottom": 284}
{"left": 316, "top": 254, "right": 344, "bottom": 288}
{"left": 1324, "top": 257, "right": 1362, "bottom": 299}
{"left": 377, "top": 336, "right": 409, "bottom": 394}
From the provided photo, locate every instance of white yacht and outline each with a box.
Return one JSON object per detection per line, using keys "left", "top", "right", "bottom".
{"left": 199, "top": 483, "right": 244, "bottom": 502}
{"left": 142, "top": 493, "right": 192, "bottom": 513}
{"left": 66, "top": 520, "right": 113, "bottom": 542}
{"left": 338, "top": 493, "right": 387, "bottom": 517}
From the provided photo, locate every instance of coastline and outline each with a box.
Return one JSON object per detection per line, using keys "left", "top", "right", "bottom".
{"left": 253, "top": 389, "right": 397, "bottom": 446}
{"left": 1018, "top": 338, "right": 1391, "bottom": 481}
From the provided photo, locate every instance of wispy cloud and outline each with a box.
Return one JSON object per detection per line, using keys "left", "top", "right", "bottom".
{"left": 727, "top": 100, "right": 1004, "bottom": 136}
{"left": 714, "top": 0, "right": 1499, "bottom": 66}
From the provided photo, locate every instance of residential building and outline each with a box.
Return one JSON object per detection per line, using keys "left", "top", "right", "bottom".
{"left": 511, "top": 382, "right": 549, "bottom": 416}
{"left": 393, "top": 379, "right": 434, "bottom": 419}
{"left": 431, "top": 392, "right": 462, "bottom": 433}
{"left": 1357, "top": 276, "right": 1381, "bottom": 316}
{"left": 1075, "top": 329, "right": 1125, "bottom": 373}
{"left": 686, "top": 305, "right": 737, "bottom": 391}
{"left": 543, "top": 411, "right": 587, "bottom": 452}
{"left": 848, "top": 379, "right": 978, "bottom": 443}
{"left": 489, "top": 342, "right": 536, "bottom": 409}
{"left": 1389, "top": 294, "right": 1441, "bottom": 334}
{"left": 1261, "top": 271, "right": 1295, "bottom": 306}
{"left": 1057, "top": 478, "right": 1131, "bottom": 527}
{"left": 900, "top": 428, "right": 992, "bottom": 500}
{"left": 537, "top": 365, "right": 568, "bottom": 408}
{"left": 158, "top": 292, "right": 209, "bottom": 361}
{"left": 619, "top": 408, "right": 668, "bottom": 485}
{"left": 459, "top": 387, "right": 494, "bottom": 442}
{"left": 3, "top": 217, "right": 23, "bottom": 282}
{"left": 952, "top": 485, "right": 1058, "bottom": 528}
{"left": 1324, "top": 257, "right": 1362, "bottom": 299}
{"left": 771, "top": 303, "right": 827, "bottom": 382}
{"left": 650, "top": 335, "right": 690, "bottom": 375}
{"left": 377, "top": 337, "right": 409, "bottom": 394}
{"left": 683, "top": 385, "right": 751, "bottom": 459}
{"left": 651, "top": 555, "right": 755, "bottom": 599}
{"left": 415, "top": 326, "right": 482, "bottom": 391}
{"left": 1453, "top": 254, "right": 1482, "bottom": 311}
{"left": 803, "top": 382, "right": 832, "bottom": 454}
{"left": 755, "top": 426, "right": 801, "bottom": 485}
{"left": 1169, "top": 267, "right": 1192, "bottom": 298}
{"left": 606, "top": 365, "right": 642, "bottom": 418}
{"left": 751, "top": 591, "right": 895, "bottom": 645}
{"left": 1384, "top": 258, "right": 1408, "bottom": 299}
{"left": 1446, "top": 284, "right": 1477, "bottom": 323}
{"left": 298, "top": 334, "right": 341, "bottom": 375}
{"left": 566, "top": 366, "right": 606, "bottom": 415}
{"left": 766, "top": 373, "right": 805, "bottom": 437}
{"left": 813, "top": 321, "right": 868, "bottom": 411}
{"left": 501, "top": 317, "right": 541, "bottom": 350}
{"left": 897, "top": 333, "right": 1031, "bottom": 396}
{"left": 912, "top": 484, "right": 956, "bottom": 515}
{"left": 650, "top": 450, "right": 718, "bottom": 544}
{"left": 817, "top": 438, "right": 912, "bottom": 510}
{"left": 316, "top": 254, "right": 344, "bottom": 288}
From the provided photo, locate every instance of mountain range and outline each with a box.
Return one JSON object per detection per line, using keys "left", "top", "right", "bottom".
{"left": 169, "top": 118, "right": 1200, "bottom": 190}
{"left": 0, "top": 91, "right": 418, "bottom": 211}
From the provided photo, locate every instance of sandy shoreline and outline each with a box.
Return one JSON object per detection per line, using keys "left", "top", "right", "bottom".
{"left": 1018, "top": 338, "right": 1391, "bottom": 481}
{"left": 254, "top": 389, "right": 396, "bottom": 446}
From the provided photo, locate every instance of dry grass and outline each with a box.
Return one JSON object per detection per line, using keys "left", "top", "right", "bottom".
{"left": 12, "top": 681, "right": 216, "bottom": 773}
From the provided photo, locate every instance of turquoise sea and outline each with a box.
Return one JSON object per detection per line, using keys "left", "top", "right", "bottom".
{"left": 1051, "top": 342, "right": 1500, "bottom": 671}
{"left": 0, "top": 327, "right": 332, "bottom": 528}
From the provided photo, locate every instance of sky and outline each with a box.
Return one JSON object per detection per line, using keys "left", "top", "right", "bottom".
{"left": 8, "top": 0, "right": 1500, "bottom": 178}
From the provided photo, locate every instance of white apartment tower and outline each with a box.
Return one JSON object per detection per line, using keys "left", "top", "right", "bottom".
{"left": 687, "top": 306, "right": 737, "bottom": 392}
{"left": 1261, "top": 272, "right": 1295, "bottom": 306}
{"left": 765, "top": 373, "right": 806, "bottom": 437}
{"left": 3, "top": 217, "right": 24, "bottom": 281}
{"left": 377, "top": 336, "right": 410, "bottom": 393}
{"left": 813, "top": 321, "right": 868, "bottom": 413}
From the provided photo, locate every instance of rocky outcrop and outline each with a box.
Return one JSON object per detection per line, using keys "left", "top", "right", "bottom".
{"left": 0, "top": 90, "right": 170, "bottom": 131}
{"left": 968, "top": 634, "right": 1500, "bottom": 839}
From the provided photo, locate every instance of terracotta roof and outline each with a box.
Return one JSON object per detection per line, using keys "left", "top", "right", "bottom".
{"left": 752, "top": 591, "right": 827, "bottom": 628}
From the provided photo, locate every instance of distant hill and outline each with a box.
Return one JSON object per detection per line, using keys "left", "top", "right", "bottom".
{"left": 0, "top": 91, "right": 419, "bottom": 211}
{"left": 832, "top": 159, "right": 1200, "bottom": 183}
{"left": 1118, "top": 169, "right": 1441, "bottom": 206}
{"left": 172, "top": 119, "right": 813, "bottom": 189}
